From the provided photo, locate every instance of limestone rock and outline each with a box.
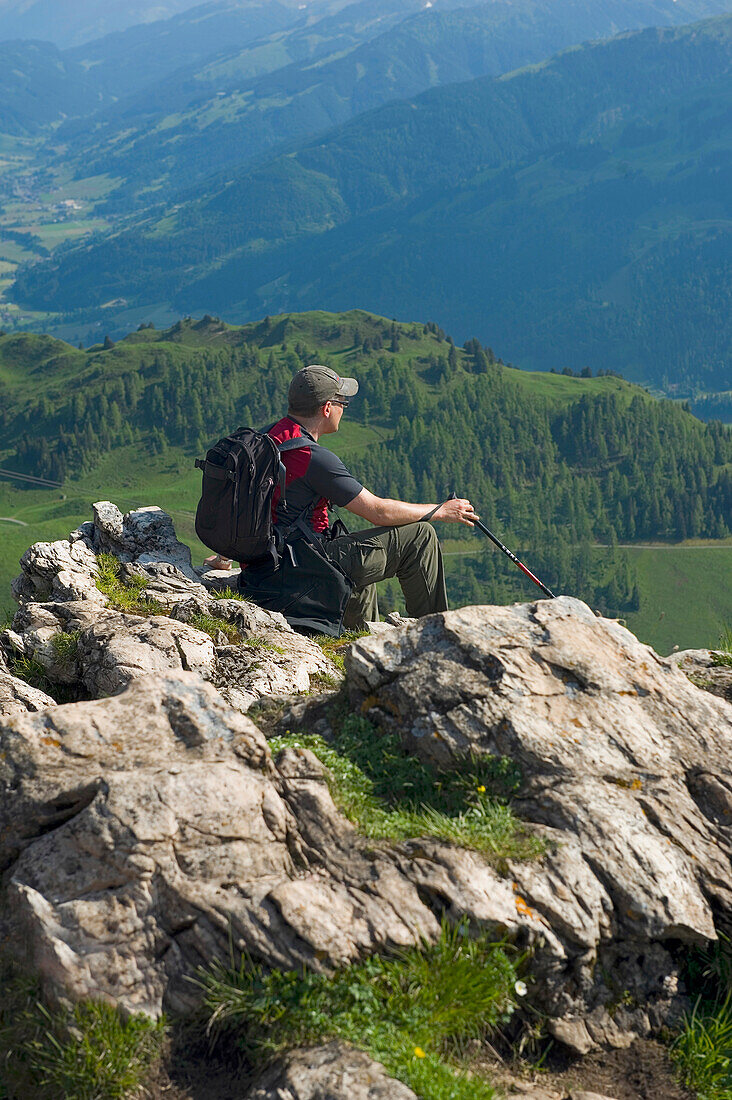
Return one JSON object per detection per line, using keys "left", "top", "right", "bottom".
{"left": 174, "top": 596, "right": 342, "bottom": 711}
{"left": 195, "top": 564, "right": 242, "bottom": 593}
{"left": 345, "top": 597, "right": 732, "bottom": 1041}
{"left": 568, "top": 1091, "right": 620, "bottom": 1100}
{"left": 12, "top": 502, "right": 203, "bottom": 611}
{"left": 0, "top": 647, "right": 56, "bottom": 718}
{"left": 3, "top": 675, "right": 519, "bottom": 1017}
{"left": 2, "top": 601, "right": 216, "bottom": 698}
{"left": 11, "top": 537, "right": 105, "bottom": 606}
{"left": 92, "top": 501, "right": 199, "bottom": 581}
{"left": 77, "top": 609, "right": 216, "bottom": 697}
{"left": 671, "top": 647, "right": 732, "bottom": 703}
{"left": 246, "top": 1042, "right": 417, "bottom": 1099}
{"left": 120, "top": 561, "right": 209, "bottom": 610}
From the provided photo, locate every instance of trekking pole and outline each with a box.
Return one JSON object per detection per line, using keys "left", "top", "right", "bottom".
{"left": 449, "top": 493, "right": 556, "bottom": 599}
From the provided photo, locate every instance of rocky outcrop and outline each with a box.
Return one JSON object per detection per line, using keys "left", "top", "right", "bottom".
{"left": 3, "top": 503, "right": 731, "bottom": 1078}
{"left": 1, "top": 600, "right": 216, "bottom": 697}
{"left": 90, "top": 500, "right": 202, "bottom": 582}
{"left": 345, "top": 596, "right": 732, "bottom": 1049}
{"left": 246, "top": 1043, "right": 417, "bottom": 1099}
{"left": 3, "top": 504, "right": 340, "bottom": 710}
{"left": 671, "top": 646, "right": 732, "bottom": 703}
{"left": 11, "top": 535, "right": 105, "bottom": 606}
{"left": 0, "top": 673, "right": 552, "bottom": 1019}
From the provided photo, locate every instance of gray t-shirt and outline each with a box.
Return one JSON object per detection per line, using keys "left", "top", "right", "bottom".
{"left": 268, "top": 417, "right": 363, "bottom": 533}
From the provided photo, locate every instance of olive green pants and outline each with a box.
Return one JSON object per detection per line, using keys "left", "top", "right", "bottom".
{"left": 325, "top": 521, "right": 448, "bottom": 629}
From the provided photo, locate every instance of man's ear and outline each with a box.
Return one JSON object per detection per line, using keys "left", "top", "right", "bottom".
{"left": 322, "top": 400, "right": 333, "bottom": 417}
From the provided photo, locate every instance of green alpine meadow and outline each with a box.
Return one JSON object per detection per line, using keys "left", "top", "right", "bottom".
{"left": 1, "top": 309, "right": 730, "bottom": 651}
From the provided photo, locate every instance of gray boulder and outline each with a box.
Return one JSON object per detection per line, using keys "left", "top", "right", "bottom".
{"left": 2, "top": 594, "right": 339, "bottom": 711}
{"left": 0, "top": 674, "right": 554, "bottom": 1018}
{"left": 11, "top": 537, "right": 105, "bottom": 606}
{"left": 1, "top": 601, "right": 216, "bottom": 698}
{"left": 671, "top": 647, "right": 732, "bottom": 703}
{"left": 246, "top": 1043, "right": 417, "bottom": 1099}
{"left": 12, "top": 502, "right": 206, "bottom": 611}
{"left": 92, "top": 501, "right": 200, "bottom": 582}
{"left": 345, "top": 596, "right": 732, "bottom": 1048}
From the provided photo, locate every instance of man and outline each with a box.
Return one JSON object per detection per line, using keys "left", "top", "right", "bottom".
{"left": 249, "top": 363, "right": 477, "bottom": 628}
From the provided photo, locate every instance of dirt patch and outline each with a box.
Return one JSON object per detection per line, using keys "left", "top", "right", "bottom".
{"left": 141, "top": 1035, "right": 248, "bottom": 1100}
{"left": 474, "top": 1038, "right": 693, "bottom": 1100}
{"left": 550, "top": 1038, "right": 692, "bottom": 1099}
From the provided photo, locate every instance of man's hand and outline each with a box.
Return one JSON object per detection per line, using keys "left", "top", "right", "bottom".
{"left": 433, "top": 497, "right": 478, "bottom": 526}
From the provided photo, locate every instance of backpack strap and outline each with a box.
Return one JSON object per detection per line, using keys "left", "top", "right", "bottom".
{"left": 276, "top": 437, "right": 318, "bottom": 452}
{"left": 274, "top": 435, "right": 318, "bottom": 504}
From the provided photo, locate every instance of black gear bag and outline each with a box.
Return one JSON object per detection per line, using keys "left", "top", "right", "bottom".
{"left": 194, "top": 428, "right": 311, "bottom": 565}
{"left": 195, "top": 428, "right": 353, "bottom": 635}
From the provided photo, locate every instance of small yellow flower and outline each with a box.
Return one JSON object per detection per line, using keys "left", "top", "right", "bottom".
{"left": 413, "top": 1047, "right": 426, "bottom": 1059}
{"left": 477, "top": 785, "right": 486, "bottom": 794}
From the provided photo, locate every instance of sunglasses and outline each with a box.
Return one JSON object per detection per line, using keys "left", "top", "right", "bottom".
{"left": 332, "top": 399, "right": 349, "bottom": 408}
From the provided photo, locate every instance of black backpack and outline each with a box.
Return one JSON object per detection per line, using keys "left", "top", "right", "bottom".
{"left": 194, "top": 427, "right": 312, "bottom": 565}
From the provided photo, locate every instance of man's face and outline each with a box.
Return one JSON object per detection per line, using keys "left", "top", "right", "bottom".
{"left": 322, "top": 399, "right": 346, "bottom": 433}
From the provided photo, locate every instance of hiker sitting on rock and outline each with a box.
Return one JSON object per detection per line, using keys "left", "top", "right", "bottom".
{"left": 237, "top": 364, "right": 477, "bottom": 631}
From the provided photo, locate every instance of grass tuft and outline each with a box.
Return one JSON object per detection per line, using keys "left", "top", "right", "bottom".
{"left": 198, "top": 921, "right": 520, "bottom": 1100}
{"left": 0, "top": 963, "right": 164, "bottom": 1100}
{"left": 271, "top": 711, "right": 544, "bottom": 861}
{"left": 209, "top": 587, "right": 249, "bottom": 602}
{"left": 672, "top": 933, "right": 732, "bottom": 1098}
{"left": 50, "top": 629, "right": 81, "bottom": 662}
{"left": 244, "top": 636, "right": 285, "bottom": 655}
{"left": 672, "top": 995, "right": 732, "bottom": 1099}
{"left": 4, "top": 653, "right": 80, "bottom": 704}
{"left": 95, "top": 553, "right": 166, "bottom": 616}
{"left": 311, "top": 628, "right": 370, "bottom": 672}
{"left": 711, "top": 625, "right": 732, "bottom": 668}
{"left": 188, "top": 612, "right": 242, "bottom": 645}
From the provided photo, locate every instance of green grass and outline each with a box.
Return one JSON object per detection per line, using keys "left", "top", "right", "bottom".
{"left": 711, "top": 626, "right": 732, "bottom": 668}
{"left": 672, "top": 934, "right": 732, "bottom": 1099}
{"left": 198, "top": 921, "right": 521, "bottom": 1100}
{"left": 622, "top": 545, "right": 732, "bottom": 654}
{"left": 49, "top": 629, "right": 81, "bottom": 662}
{"left": 188, "top": 612, "right": 242, "bottom": 644}
{"left": 672, "top": 996, "right": 732, "bottom": 1099}
{"left": 210, "top": 587, "right": 249, "bottom": 601}
{"left": 311, "top": 628, "right": 370, "bottom": 672}
{"left": 272, "top": 710, "right": 544, "bottom": 861}
{"left": 95, "top": 552, "right": 166, "bottom": 616}
{"left": 0, "top": 962, "right": 164, "bottom": 1100}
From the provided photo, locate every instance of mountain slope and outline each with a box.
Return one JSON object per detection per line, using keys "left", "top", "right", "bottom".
{"left": 61, "top": 0, "right": 304, "bottom": 100}
{"left": 0, "top": 0, "right": 207, "bottom": 48}
{"left": 0, "top": 41, "right": 109, "bottom": 134}
{"left": 15, "top": 17, "right": 731, "bottom": 391}
{"left": 57, "top": 0, "right": 732, "bottom": 209}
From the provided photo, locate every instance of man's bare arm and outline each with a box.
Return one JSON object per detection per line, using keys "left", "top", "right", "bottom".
{"left": 346, "top": 488, "right": 478, "bottom": 527}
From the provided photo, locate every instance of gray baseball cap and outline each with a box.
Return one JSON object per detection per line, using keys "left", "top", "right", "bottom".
{"left": 288, "top": 364, "right": 359, "bottom": 411}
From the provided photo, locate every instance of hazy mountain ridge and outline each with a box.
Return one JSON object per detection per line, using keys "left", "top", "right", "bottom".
{"left": 0, "top": 0, "right": 208, "bottom": 48}
{"left": 52, "top": 0, "right": 732, "bottom": 211}
{"left": 13, "top": 17, "right": 730, "bottom": 392}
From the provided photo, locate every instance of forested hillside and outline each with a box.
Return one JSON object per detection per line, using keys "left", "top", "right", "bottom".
{"left": 0, "top": 42, "right": 109, "bottom": 135}
{"left": 2, "top": 311, "right": 730, "bottom": 626}
{"left": 15, "top": 17, "right": 730, "bottom": 396}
